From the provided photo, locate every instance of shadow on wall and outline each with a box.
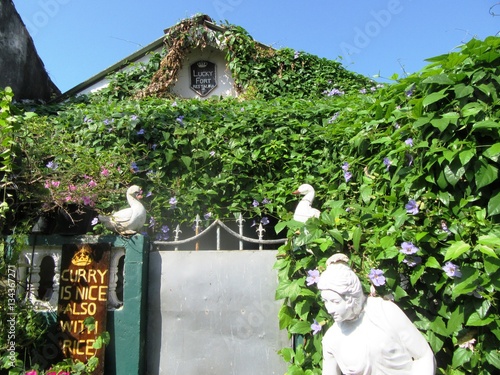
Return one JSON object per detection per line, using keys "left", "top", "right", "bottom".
{"left": 0, "top": 0, "right": 60, "bottom": 101}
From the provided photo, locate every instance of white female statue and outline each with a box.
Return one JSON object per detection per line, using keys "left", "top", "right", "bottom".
{"left": 317, "top": 254, "right": 436, "bottom": 375}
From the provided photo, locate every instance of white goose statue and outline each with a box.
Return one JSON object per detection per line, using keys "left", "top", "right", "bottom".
{"left": 293, "top": 184, "right": 321, "bottom": 222}
{"left": 98, "top": 185, "right": 147, "bottom": 235}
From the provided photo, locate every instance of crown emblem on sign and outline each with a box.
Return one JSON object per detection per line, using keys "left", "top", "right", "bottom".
{"left": 71, "top": 245, "right": 93, "bottom": 266}
{"left": 197, "top": 61, "right": 208, "bottom": 68}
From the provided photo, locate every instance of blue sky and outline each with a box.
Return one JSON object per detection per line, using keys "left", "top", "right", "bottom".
{"left": 12, "top": 0, "right": 500, "bottom": 93}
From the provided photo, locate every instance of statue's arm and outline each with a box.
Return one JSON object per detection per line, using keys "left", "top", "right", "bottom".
{"left": 322, "top": 350, "right": 342, "bottom": 375}
{"left": 384, "top": 301, "right": 436, "bottom": 375}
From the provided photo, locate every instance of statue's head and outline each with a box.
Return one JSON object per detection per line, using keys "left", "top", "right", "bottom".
{"left": 317, "top": 253, "right": 366, "bottom": 322}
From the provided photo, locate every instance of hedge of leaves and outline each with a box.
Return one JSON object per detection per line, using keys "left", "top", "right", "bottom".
{"left": 274, "top": 36, "right": 500, "bottom": 375}
{"left": 2, "top": 25, "right": 499, "bottom": 374}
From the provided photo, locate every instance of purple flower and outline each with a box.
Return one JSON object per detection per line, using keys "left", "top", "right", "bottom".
{"left": 359, "top": 88, "right": 367, "bottom": 94}
{"left": 383, "top": 157, "right": 392, "bottom": 170}
{"left": 261, "top": 216, "right": 270, "bottom": 226}
{"left": 294, "top": 50, "right": 300, "bottom": 59}
{"left": 368, "top": 268, "right": 386, "bottom": 286}
{"left": 176, "top": 115, "right": 185, "bottom": 125}
{"left": 131, "top": 114, "right": 139, "bottom": 121}
{"left": 155, "top": 225, "right": 170, "bottom": 241}
{"left": 46, "top": 161, "right": 58, "bottom": 170}
{"left": 262, "top": 198, "right": 271, "bottom": 204}
{"left": 306, "top": 269, "right": 320, "bottom": 286}
{"left": 405, "top": 84, "right": 415, "bottom": 97}
{"left": 311, "top": 319, "right": 321, "bottom": 335}
{"left": 405, "top": 199, "right": 419, "bottom": 215}
{"left": 171, "top": 101, "right": 178, "bottom": 107}
{"left": 405, "top": 138, "right": 413, "bottom": 147}
{"left": 252, "top": 199, "right": 259, "bottom": 207}
{"left": 400, "top": 241, "right": 419, "bottom": 255}
{"left": 91, "top": 217, "right": 99, "bottom": 226}
{"left": 341, "top": 162, "right": 349, "bottom": 171}
{"left": 344, "top": 171, "right": 352, "bottom": 182}
{"left": 209, "top": 150, "right": 216, "bottom": 157}
{"left": 149, "top": 217, "right": 156, "bottom": 228}
{"left": 130, "top": 161, "right": 139, "bottom": 173}
{"left": 137, "top": 128, "right": 145, "bottom": 135}
{"left": 204, "top": 212, "right": 212, "bottom": 220}
{"left": 326, "top": 88, "right": 344, "bottom": 96}
{"left": 169, "top": 197, "right": 177, "bottom": 206}
{"left": 403, "top": 256, "right": 422, "bottom": 267}
{"left": 328, "top": 112, "right": 339, "bottom": 123}
{"left": 443, "top": 261, "right": 462, "bottom": 278}
{"left": 441, "top": 220, "right": 452, "bottom": 235}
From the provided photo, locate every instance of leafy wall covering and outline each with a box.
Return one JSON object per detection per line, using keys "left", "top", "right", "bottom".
{"left": 1, "top": 15, "right": 499, "bottom": 374}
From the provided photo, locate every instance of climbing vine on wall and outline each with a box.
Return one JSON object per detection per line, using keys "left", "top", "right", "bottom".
{"left": 104, "top": 14, "right": 371, "bottom": 100}
{"left": 1, "top": 15, "right": 499, "bottom": 374}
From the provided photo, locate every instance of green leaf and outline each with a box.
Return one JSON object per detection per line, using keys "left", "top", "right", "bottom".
{"left": 475, "top": 161, "right": 498, "bottom": 189}
{"left": 444, "top": 240, "right": 470, "bottom": 261}
{"left": 473, "top": 120, "right": 500, "bottom": 130}
{"left": 452, "top": 266, "right": 479, "bottom": 299}
{"left": 483, "top": 143, "right": 500, "bottom": 162}
{"left": 278, "top": 304, "right": 295, "bottom": 329}
{"left": 487, "top": 191, "right": 500, "bottom": 217}
{"left": 422, "top": 73, "right": 454, "bottom": 85}
{"left": 452, "top": 347, "right": 473, "bottom": 368}
{"left": 466, "top": 311, "right": 494, "bottom": 326}
{"left": 425, "top": 256, "right": 442, "bottom": 269}
{"left": 352, "top": 226, "right": 362, "bottom": 252}
{"left": 423, "top": 89, "right": 448, "bottom": 107}
{"left": 485, "top": 350, "right": 500, "bottom": 370}
{"left": 289, "top": 320, "right": 313, "bottom": 335}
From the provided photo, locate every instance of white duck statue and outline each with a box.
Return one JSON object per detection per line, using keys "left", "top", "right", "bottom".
{"left": 98, "top": 185, "right": 146, "bottom": 235}
{"left": 293, "top": 184, "right": 320, "bottom": 222}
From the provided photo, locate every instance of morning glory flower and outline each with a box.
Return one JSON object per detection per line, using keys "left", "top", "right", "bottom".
{"left": 261, "top": 216, "right": 270, "bottom": 226}
{"left": 368, "top": 268, "right": 386, "bottom": 286}
{"left": 344, "top": 171, "right": 352, "bottom": 182}
{"left": 252, "top": 199, "right": 259, "bottom": 207}
{"left": 149, "top": 217, "right": 156, "bottom": 228}
{"left": 328, "top": 112, "right": 339, "bottom": 123}
{"left": 441, "top": 220, "right": 452, "bottom": 235}
{"left": 155, "top": 225, "right": 170, "bottom": 241}
{"left": 294, "top": 51, "right": 300, "bottom": 59}
{"left": 306, "top": 269, "right": 320, "bottom": 286}
{"left": 311, "top": 319, "right": 322, "bottom": 335}
{"left": 405, "top": 85, "right": 415, "bottom": 97}
{"left": 359, "top": 88, "right": 367, "bottom": 94}
{"left": 171, "top": 101, "right": 178, "bottom": 107}
{"left": 403, "top": 256, "right": 422, "bottom": 267}
{"left": 176, "top": 115, "right": 185, "bottom": 125}
{"left": 405, "top": 138, "right": 413, "bottom": 147}
{"left": 46, "top": 161, "right": 58, "bottom": 170}
{"left": 262, "top": 198, "right": 271, "bottom": 204}
{"left": 326, "top": 88, "right": 344, "bottom": 96}
{"left": 443, "top": 261, "right": 462, "bottom": 278}
{"left": 383, "top": 157, "right": 392, "bottom": 171}
{"left": 169, "top": 197, "right": 178, "bottom": 206}
{"left": 405, "top": 199, "right": 419, "bottom": 215}
{"left": 204, "top": 212, "right": 212, "bottom": 220}
{"left": 130, "top": 161, "right": 139, "bottom": 173}
{"left": 209, "top": 150, "right": 216, "bottom": 157}
{"left": 137, "top": 128, "right": 145, "bottom": 135}
{"left": 91, "top": 217, "right": 99, "bottom": 226}
{"left": 341, "top": 162, "right": 349, "bottom": 171}
{"left": 130, "top": 114, "right": 139, "bottom": 121}
{"left": 400, "top": 241, "right": 419, "bottom": 255}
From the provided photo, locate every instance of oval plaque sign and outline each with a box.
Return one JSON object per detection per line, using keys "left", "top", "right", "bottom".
{"left": 190, "top": 60, "right": 217, "bottom": 97}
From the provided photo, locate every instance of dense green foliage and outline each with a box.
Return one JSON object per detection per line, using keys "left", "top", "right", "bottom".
{"left": 0, "top": 15, "right": 499, "bottom": 374}
{"left": 274, "top": 36, "right": 500, "bottom": 374}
